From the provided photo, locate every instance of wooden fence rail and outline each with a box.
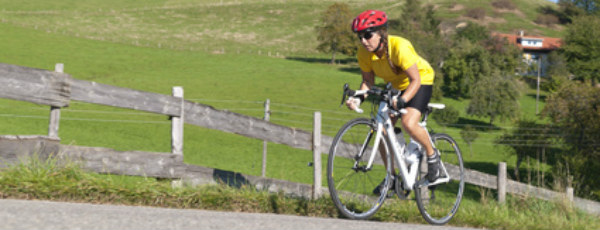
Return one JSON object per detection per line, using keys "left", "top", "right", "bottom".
{"left": 0, "top": 63, "right": 599, "bottom": 216}
{"left": 0, "top": 63, "right": 331, "bottom": 152}
{"left": 0, "top": 63, "right": 70, "bottom": 107}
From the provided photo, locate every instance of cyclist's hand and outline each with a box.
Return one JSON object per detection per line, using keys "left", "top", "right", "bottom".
{"left": 346, "top": 96, "right": 360, "bottom": 110}
{"left": 346, "top": 96, "right": 363, "bottom": 113}
{"left": 392, "top": 95, "right": 406, "bottom": 111}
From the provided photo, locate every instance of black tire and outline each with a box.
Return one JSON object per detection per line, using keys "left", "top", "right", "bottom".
{"left": 414, "top": 133, "right": 464, "bottom": 225}
{"left": 327, "top": 118, "right": 392, "bottom": 220}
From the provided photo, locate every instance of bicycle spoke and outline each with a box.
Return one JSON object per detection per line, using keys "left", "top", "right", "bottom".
{"left": 327, "top": 118, "right": 390, "bottom": 220}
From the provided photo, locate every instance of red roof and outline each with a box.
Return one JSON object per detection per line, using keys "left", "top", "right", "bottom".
{"left": 493, "top": 33, "right": 562, "bottom": 51}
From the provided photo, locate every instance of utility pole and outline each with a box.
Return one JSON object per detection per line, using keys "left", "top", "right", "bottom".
{"left": 536, "top": 55, "right": 541, "bottom": 114}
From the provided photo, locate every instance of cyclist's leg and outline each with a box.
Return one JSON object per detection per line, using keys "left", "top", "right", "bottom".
{"left": 400, "top": 108, "right": 432, "bottom": 155}
{"left": 399, "top": 85, "right": 433, "bottom": 156}
{"left": 400, "top": 85, "right": 439, "bottom": 181}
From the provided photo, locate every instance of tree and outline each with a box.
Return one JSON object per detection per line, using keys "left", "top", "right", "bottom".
{"left": 432, "top": 105, "right": 459, "bottom": 130}
{"left": 542, "top": 52, "right": 571, "bottom": 92}
{"left": 442, "top": 39, "right": 492, "bottom": 98}
{"left": 542, "top": 82, "right": 600, "bottom": 197}
{"left": 466, "top": 71, "right": 520, "bottom": 125}
{"left": 460, "top": 125, "right": 479, "bottom": 157}
{"left": 484, "top": 35, "right": 523, "bottom": 74}
{"left": 396, "top": 0, "right": 441, "bottom": 34}
{"left": 495, "top": 119, "right": 552, "bottom": 182}
{"left": 560, "top": 15, "right": 600, "bottom": 85}
{"left": 442, "top": 23, "right": 521, "bottom": 100}
{"left": 542, "top": 82, "right": 600, "bottom": 156}
{"left": 559, "top": 0, "right": 600, "bottom": 15}
{"left": 454, "top": 22, "right": 490, "bottom": 44}
{"left": 315, "top": 3, "right": 357, "bottom": 64}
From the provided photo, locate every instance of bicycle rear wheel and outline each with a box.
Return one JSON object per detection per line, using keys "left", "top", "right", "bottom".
{"left": 327, "top": 118, "right": 392, "bottom": 220}
{"left": 415, "top": 133, "right": 464, "bottom": 225}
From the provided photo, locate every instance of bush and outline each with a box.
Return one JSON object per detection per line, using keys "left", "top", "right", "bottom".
{"left": 492, "top": 0, "right": 516, "bottom": 10}
{"left": 465, "top": 7, "right": 486, "bottom": 20}
{"left": 432, "top": 105, "right": 459, "bottom": 127}
{"left": 454, "top": 22, "right": 490, "bottom": 43}
{"left": 535, "top": 14, "right": 560, "bottom": 27}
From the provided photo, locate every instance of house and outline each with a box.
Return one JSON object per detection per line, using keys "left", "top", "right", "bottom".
{"left": 494, "top": 31, "right": 562, "bottom": 76}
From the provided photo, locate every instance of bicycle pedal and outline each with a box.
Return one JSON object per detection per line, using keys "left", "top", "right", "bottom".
{"left": 418, "top": 176, "right": 450, "bottom": 188}
{"left": 416, "top": 178, "right": 429, "bottom": 188}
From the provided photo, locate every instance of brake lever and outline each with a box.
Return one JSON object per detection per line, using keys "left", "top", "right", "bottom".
{"left": 340, "top": 83, "right": 349, "bottom": 107}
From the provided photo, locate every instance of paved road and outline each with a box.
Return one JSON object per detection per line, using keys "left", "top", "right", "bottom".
{"left": 0, "top": 199, "right": 479, "bottom": 230}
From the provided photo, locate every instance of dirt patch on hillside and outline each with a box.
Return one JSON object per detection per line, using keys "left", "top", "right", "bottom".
{"left": 457, "top": 15, "right": 507, "bottom": 26}
{"left": 448, "top": 4, "right": 465, "bottom": 12}
{"left": 494, "top": 8, "right": 526, "bottom": 19}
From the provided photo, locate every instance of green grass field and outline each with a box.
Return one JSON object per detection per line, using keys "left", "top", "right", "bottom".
{"left": 0, "top": 0, "right": 568, "bottom": 204}
{"left": 0, "top": 0, "right": 561, "bottom": 186}
{"left": 1, "top": 0, "right": 595, "bottom": 228}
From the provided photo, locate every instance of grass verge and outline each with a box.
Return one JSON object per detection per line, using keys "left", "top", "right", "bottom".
{"left": 0, "top": 157, "right": 597, "bottom": 229}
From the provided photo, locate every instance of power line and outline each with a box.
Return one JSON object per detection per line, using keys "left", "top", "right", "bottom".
{"left": 188, "top": 98, "right": 264, "bottom": 104}
{"left": 270, "top": 102, "right": 354, "bottom": 115}
{"left": 1, "top": 99, "right": 589, "bottom": 149}
{"left": 438, "top": 122, "right": 562, "bottom": 131}
{"left": 180, "top": 98, "right": 565, "bottom": 133}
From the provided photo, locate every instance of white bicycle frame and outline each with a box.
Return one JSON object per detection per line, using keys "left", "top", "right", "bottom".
{"left": 353, "top": 92, "right": 451, "bottom": 190}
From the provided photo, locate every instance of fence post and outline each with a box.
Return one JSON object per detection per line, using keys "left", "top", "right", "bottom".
{"left": 261, "top": 99, "right": 270, "bottom": 177}
{"left": 498, "top": 162, "right": 507, "bottom": 204}
{"left": 171, "top": 86, "right": 184, "bottom": 155}
{"left": 566, "top": 176, "right": 574, "bottom": 206}
{"left": 48, "top": 63, "right": 63, "bottom": 139}
{"left": 566, "top": 187, "right": 574, "bottom": 205}
{"left": 312, "top": 111, "right": 322, "bottom": 199}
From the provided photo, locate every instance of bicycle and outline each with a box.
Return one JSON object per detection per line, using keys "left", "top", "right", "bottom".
{"left": 327, "top": 83, "right": 465, "bottom": 225}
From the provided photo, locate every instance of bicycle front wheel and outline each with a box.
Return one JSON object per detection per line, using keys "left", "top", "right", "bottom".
{"left": 415, "top": 133, "right": 465, "bottom": 225}
{"left": 327, "top": 118, "right": 392, "bottom": 220}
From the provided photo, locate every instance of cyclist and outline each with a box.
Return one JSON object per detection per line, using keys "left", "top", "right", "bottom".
{"left": 345, "top": 9, "right": 440, "bottom": 194}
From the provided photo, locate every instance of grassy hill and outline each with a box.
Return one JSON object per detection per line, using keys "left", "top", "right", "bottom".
{"left": 0, "top": 0, "right": 561, "bottom": 186}
{"left": 2, "top": 0, "right": 596, "bottom": 228}
{"left": 0, "top": 0, "right": 561, "bottom": 58}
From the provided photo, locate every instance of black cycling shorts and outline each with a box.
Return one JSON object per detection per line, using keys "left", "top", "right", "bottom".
{"left": 400, "top": 85, "right": 432, "bottom": 114}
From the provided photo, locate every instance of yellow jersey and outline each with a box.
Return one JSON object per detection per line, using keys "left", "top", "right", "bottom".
{"left": 357, "top": 35, "right": 434, "bottom": 90}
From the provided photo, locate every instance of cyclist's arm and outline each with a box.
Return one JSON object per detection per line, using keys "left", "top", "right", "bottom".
{"left": 359, "top": 71, "right": 375, "bottom": 91}
{"left": 346, "top": 71, "right": 375, "bottom": 111}
{"left": 399, "top": 64, "right": 421, "bottom": 103}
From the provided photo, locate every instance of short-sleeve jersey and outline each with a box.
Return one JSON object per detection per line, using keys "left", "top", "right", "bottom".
{"left": 357, "top": 35, "right": 434, "bottom": 90}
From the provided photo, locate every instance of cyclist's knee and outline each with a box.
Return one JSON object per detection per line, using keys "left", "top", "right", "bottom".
{"left": 401, "top": 119, "right": 419, "bottom": 131}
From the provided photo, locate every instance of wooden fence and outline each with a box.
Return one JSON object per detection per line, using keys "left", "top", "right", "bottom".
{"left": 0, "top": 62, "right": 598, "bottom": 215}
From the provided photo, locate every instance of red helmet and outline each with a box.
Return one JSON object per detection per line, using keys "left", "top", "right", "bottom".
{"left": 352, "top": 10, "right": 388, "bottom": 33}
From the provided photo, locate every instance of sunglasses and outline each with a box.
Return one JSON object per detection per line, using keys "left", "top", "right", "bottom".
{"left": 357, "top": 31, "right": 375, "bottom": 40}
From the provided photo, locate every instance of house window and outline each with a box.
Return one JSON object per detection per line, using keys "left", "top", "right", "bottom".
{"left": 521, "top": 38, "right": 543, "bottom": 48}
